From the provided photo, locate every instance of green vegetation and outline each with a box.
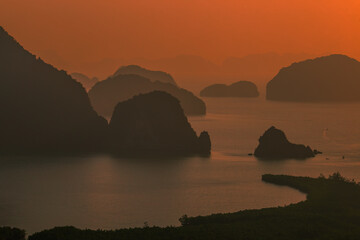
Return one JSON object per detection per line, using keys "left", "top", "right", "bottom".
{"left": 3, "top": 173, "right": 360, "bottom": 240}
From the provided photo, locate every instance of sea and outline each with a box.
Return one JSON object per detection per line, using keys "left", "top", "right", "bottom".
{"left": 1, "top": 97, "right": 360, "bottom": 234}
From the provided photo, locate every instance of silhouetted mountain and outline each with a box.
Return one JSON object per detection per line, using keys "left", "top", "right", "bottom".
{"left": 88, "top": 74, "right": 206, "bottom": 117}
{"left": 70, "top": 72, "right": 98, "bottom": 91}
{"left": 46, "top": 53, "right": 314, "bottom": 93}
{"left": 0, "top": 26, "right": 107, "bottom": 154}
{"left": 254, "top": 126, "right": 317, "bottom": 159}
{"left": 34, "top": 49, "right": 71, "bottom": 71}
{"left": 200, "top": 81, "right": 259, "bottom": 98}
{"left": 267, "top": 54, "right": 360, "bottom": 102}
{"left": 108, "top": 91, "right": 211, "bottom": 156}
{"left": 113, "top": 65, "right": 177, "bottom": 85}
{"left": 198, "top": 131, "right": 211, "bottom": 155}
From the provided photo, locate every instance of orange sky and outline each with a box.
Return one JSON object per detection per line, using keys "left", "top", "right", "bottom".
{"left": 1, "top": 0, "right": 360, "bottom": 80}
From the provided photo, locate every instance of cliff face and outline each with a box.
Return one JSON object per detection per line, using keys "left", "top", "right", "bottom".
{"left": 200, "top": 81, "right": 259, "bottom": 98}
{"left": 267, "top": 54, "right": 360, "bottom": 102}
{"left": 254, "top": 127, "right": 315, "bottom": 159}
{"left": 88, "top": 74, "right": 206, "bottom": 117}
{"left": 108, "top": 91, "right": 211, "bottom": 156}
{"left": 0, "top": 26, "right": 107, "bottom": 153}
{"left": 113, "top": 65, "right": 177, "bottom": 86}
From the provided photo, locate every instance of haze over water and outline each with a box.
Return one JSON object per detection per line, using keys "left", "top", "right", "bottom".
{"left": 1, "top": 98, "right": 360, "bottom": 234}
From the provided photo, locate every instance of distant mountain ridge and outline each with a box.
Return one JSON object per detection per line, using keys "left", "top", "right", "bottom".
{"left": 113, "top": 65, "right": 177, "bottom": 86}
{"left": 34, "top": 52, "right": 315, "bottom": 93}
{"left": 70, "top": 72, "right": 98, "bottom": 91}
{"left": 88, "top": 74, "right": 206, "bottom": 117}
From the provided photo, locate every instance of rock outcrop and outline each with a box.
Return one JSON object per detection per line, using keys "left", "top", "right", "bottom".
{"left": 108, "top": 91, "right": 211, "bottom": 156}
{"left": 254, "top": 127, "right": 317, "bottom": 159}
{"left": 0, "top": 26, "right": 107, "bottom": 154}
{"left": 267, "top": 54, "right": 360, "bottom": 102}
{"left": 88, "top": 74, "right": 206, "bottom": 117}
{"left": 200, "top": 81, "right": 259, "bottom": 98}
{"left": 113, "top": 65, "right": 177, "bottom": 86}
{"left": 70, "top": 72, "right": 98, "bottom": 91}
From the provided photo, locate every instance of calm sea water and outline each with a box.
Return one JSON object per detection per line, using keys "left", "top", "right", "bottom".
{"left": 1, "top": 98, "right": 360, "bottom": 234}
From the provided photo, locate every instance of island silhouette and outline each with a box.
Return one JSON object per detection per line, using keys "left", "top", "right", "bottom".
{"left": 108, "top": 91, "right": 210, "bottom": 156}
{"left": 2, "top": 1, "right": 360, "bottom": 239}
{"left": 254, "top": 126, "right": 319, "bottom": 159}
{"left": 267, "top": 54, "right": 360, "bottom": 102}
{"left": 89, "top": 74, "right": 206, "bottom": 117}
{"left": 200, "top": 81, "right": 259, "bottom": 98}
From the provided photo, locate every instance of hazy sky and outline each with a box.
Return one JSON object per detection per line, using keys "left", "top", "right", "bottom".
{"left": 1, "top": 0, "right": 360, "bottom": 65}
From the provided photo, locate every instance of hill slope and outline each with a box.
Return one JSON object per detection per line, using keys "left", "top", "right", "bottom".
{"left": 0, "top": 26, "right": 107, "bottom": 153}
